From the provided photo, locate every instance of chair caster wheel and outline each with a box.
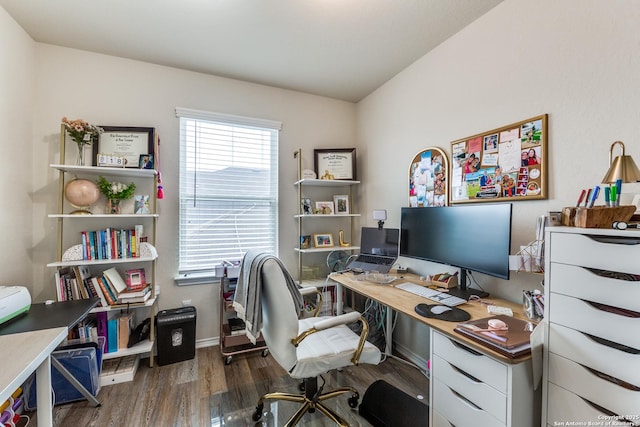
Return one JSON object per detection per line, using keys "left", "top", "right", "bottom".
{"left": 262, "top": 349, "right": 269, "bottom": 357}
{"left": 225, "top": 356, "right": 232, "bottom": 365}
{"left": 348, "top": 392, "right": 359, "bottom": 408}
{"left": 252, "top": 403, "right": 264, "bottom": 422}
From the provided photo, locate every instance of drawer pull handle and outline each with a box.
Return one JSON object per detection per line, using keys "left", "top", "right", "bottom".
{"left": 583, "top": 364, "right": 640, "bottom": 391}
{"left": 579, "top": 395, "right": 635, "bottom": 425}
{"left": 450, "top": 363, "right": 481, "bottom": 383}
{"left": 585, "top": 267, "right": 640, "bottom": 282}
{"left": 583, "top": 332, "right": 640, "bottom": 354}
{"left": 450, "top": 387, "right": 482, "bottom": 411}
{"left": 588, "top": 235, "right": 640, "bottom": 246}
{"left": 585, "top": 300, "right": 640, "bottom": 318}
{"left": 449, "top": 338, "right": 483, "bottom": 356}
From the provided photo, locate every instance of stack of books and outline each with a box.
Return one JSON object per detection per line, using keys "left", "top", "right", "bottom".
{"left": 228, "top": 318, "right": 246, "bottom": 336}
{"left": 454, "top": 315, "right": 536, "bottom": 358}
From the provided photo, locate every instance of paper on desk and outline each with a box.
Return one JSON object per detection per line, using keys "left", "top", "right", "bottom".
{"left": 530, "top": 320, "right": 545, "bottom": 390}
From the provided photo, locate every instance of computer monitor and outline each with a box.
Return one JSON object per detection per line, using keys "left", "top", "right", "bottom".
{"left": 399, "top": 203, "right": 512, "bottom": 299}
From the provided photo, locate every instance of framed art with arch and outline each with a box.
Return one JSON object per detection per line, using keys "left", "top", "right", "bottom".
{"left": 408, "top": 147, "right": 449, "bottom": 207}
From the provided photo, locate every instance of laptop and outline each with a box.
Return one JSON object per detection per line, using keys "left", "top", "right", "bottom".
{"left": 347, "top": 227, "right": 400, "bottom": 273}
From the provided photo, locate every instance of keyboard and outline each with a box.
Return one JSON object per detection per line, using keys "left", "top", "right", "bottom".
{"left": 395, "top": 282, "right": 467, "bottom": 307}
{"left": 356, "top": 254, "right": 394, "bottom": 265}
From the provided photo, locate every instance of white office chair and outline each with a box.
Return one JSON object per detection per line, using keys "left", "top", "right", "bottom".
{"left": 251, "top": 257, "right": 381, "bottom": 426}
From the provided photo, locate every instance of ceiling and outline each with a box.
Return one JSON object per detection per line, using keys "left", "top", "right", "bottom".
{"left": 1, "top": 0, "right": 503, "bottom": 102}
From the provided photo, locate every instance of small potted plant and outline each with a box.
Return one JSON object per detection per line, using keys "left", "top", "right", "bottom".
{"left": 97, "top": 176, "right": 136, "bottom": 214}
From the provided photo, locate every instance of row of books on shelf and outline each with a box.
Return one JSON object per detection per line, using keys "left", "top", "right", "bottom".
{"left": 56, "top": 265, "right": 151, "bottom": 307}
{"left": 75, "top": 310, "right": 136, "bottom": 354}
{"left": 80, "top": 225, "right": 147, "bottom": 261}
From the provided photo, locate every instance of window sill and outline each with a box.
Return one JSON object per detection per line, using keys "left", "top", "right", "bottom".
{"left": 174, "top": 273, "right": 220, "bottom": 286}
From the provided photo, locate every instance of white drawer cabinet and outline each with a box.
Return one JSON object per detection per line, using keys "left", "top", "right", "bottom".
{"left": 543, "top": 227, "right": 640, "bottom": 427}
{"left": 430, "top": 330, "right": 537, "bottom": 427}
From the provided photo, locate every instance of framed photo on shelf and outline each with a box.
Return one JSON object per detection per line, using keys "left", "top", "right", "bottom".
{"left": 300, "top": 235, "right": 311, "bottom": 249}
{"left": 450, "top": 114, "right": 548, "bottom": 204}
{"left": 315, "top": 201, "right": 334, "bottom": 215}
{"left": 124, "top": 268, "right": 146, "bottom": 290}
{"left": 139, "top": 154, "right": 154, "bottom": 169}
{"left": 314, "top": 148, "right": 356, "bottom": 180}
{"left": 134, "top": 195, "right": 150, "bottom": 214}
{"left": 333, "top": 195, "right": 349, "bottom": 214}
{"left": 313, "top": 233, "right": 334, "bottom": 248}
{"left": 93, "top": 126, "right": 155, "bottom": 168}
{"left": 301, "top": 198, "right": 312, "bottom": 215}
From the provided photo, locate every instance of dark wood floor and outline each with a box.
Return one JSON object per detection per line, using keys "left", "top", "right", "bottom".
{"left": 25, "top": 346, "right": 429, "bottom": 426}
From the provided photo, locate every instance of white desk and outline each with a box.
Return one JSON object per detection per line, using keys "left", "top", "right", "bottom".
{"left": 0, "top": 327, "right": 68, "bottom": 427}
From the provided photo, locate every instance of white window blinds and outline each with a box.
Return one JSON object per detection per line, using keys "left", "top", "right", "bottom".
{"left": 176, "top": 107, "right": 281, "bottom": 284}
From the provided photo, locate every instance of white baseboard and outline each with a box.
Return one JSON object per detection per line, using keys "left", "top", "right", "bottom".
{"left": 196, "top": 337, "right": 219, "bottom": 348}
{"left": 393, "top": 341, "right": 429, "bottom": 377}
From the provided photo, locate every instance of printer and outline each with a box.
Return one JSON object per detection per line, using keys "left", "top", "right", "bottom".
{"left": 0, "top": 286, "right": 31, "bottom": 325}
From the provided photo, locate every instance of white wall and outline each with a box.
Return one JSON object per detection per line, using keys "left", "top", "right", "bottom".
{"left": 25, "top": 44, "right": 356, "bottom": 342}
{"left": 357, "top": 0, "right": 640, "bottom": 358}
{"left": 0, "top": 7, "right": 36, "bottom": 286}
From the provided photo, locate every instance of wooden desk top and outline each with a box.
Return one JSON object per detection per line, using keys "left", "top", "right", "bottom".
{"left": 329, "top": 271, "right": 533, "bottom": 364}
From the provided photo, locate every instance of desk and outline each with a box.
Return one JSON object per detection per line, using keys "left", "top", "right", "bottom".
{"left": 0, "top": 299, "right": 101, "bottom": 409}
{"left": 0, "top": 327, "right": 67, "bottom": 427}
{"left": 330, "top": 272, "right": 539, "bottom": 427}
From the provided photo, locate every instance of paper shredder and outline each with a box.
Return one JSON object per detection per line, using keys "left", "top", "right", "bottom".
{"left": 156, "top": 306, "right": 197, "bottom": 366}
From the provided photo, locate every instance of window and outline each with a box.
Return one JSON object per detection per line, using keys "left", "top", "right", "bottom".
{"left": 176, "top": 107, "right": 281, "bottom": 285}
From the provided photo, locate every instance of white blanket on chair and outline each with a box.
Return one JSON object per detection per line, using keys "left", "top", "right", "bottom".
{"left": 233, "top": 251, "right": 303, "bottom": 344}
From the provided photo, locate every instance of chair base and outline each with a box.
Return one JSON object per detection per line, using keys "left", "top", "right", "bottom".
{"left": 252, "top": 377, "right": 360, "bottom": 426}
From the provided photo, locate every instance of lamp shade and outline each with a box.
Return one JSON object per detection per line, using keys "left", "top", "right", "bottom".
{"left": 601, "top": 141, "right": 640, "bottom": 183}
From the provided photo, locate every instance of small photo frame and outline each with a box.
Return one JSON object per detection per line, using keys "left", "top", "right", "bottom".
{"left": 139, "top": 154, "right": 155, "bottom": 169}
{"left": 333, "top": 195, "right": 349, "bottom": 214}
{"left": 301, "top": 198, "right": 312, "bottom": 215}
{"left": 315, "top": 201, "right": 334, "bottom": 215}
{"left": 300, "top": 235, "right": 311, "bottom": 249}
{"left": 314, "top": 233, "right": 334, "bottom": 248}
{"left": 125, "top": 268, "right": 146, "bottom": 290}
{"left": 134, "top": 195, "right": 150, "bottom": 214}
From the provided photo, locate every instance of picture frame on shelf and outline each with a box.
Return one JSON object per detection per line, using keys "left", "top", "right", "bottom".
{"left": 301, "top": 198, "right": 312, "bottom": 215}
{"left": 314, "top": 148, "right": 356, "bottom": 180}
{"left": 139, "top": 154, "right": 154, "bottom": 169}
{"left": 134, "top": 195, "right": 150, "bottom": 214}
{"left": 93, "top": 126, "right": 155, "bottom": 168}
{"left": 333, "top": 195, "right": 349, "bottom": 214}
{"left": 313, "top": 233, "right": 334, "bottom": 248}
{"left": 125, "top": 268, "right": 146, "bottom": 290}
{"left": 315, "top": 201, "right": 334, "bottom": 215}
{"left": 300, "top": 235, "right": 311, "bottom": 249}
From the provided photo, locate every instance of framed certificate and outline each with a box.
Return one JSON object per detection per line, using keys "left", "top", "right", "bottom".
{"left": 93, "top": 126, "right": 155, "bottom": 168}
{"left": 314, "top": 148, "right": 356, "bottom": 180}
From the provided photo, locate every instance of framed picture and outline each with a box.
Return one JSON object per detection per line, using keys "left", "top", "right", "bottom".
{"left": 315, "top": 201, "right": 334, "bottom": 215}
{"left": 301, "top": 198, "right": 312, "bottom": 215}
{"left": 124, "top": 268, "right": 146, "bottom": 290}
{"left": 408, "top": 147, "right": 449, "bottom": 207}
{"left": 314, "top": 148, "right": 356, "bottom": 180}
{"left": 333, "top": 195, "right": 349, "bottom": 214}
{"left": 139, "top": 154, "right": 154, "bottom": 169}
{"left": 134, "top": 195, "right": 150, "bottom": 214}
{"left": 300, "top": 235, "right": 311, "bottom": 249}
{"left": 450, "top": 114, "right": 548, "bottom": 204}
{"left": 313, "top": 233, "right": 334, "bottom": 248}
{"left": 93, "top": 126, "right": 155, "bottom": 168}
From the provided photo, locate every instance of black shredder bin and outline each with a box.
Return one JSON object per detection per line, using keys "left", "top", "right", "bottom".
{"left": 156, "top": 306, "right": 197, "bottom": 366}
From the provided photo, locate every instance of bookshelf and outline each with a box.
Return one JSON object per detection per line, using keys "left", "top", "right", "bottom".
{"left": 48, "top": 125, "right": 160, "bottom": 383}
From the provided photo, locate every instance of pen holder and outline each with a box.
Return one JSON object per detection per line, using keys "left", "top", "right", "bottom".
{"left": 431, "top": 274, "right": 458, "bottom": 289}
{"left": 563, "top": 205, "right": 635, "bottom": 228}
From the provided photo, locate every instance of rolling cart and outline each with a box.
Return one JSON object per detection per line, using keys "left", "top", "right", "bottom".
{"left": 219, "top": 274, "right": 268, "bottom": 365}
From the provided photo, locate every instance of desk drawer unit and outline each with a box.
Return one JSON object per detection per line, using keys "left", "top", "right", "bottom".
{"left": 429, "top": 330, "right": 536, "bottom": 427}
{"left": 543, "top": 228, "right": 640, "bottom": 426}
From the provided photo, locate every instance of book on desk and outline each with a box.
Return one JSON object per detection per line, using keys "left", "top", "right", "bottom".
{"left": 454, "top": 314, "right": 536, "bottom": 358}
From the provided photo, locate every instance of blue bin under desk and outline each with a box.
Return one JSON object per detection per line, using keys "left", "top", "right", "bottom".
{"left": 24, "top": 346, "right": 101, "bottom": 410}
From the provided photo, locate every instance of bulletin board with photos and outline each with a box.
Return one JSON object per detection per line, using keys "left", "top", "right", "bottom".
{"left": 450, "top": 114, "right": 548, "bottom": 204}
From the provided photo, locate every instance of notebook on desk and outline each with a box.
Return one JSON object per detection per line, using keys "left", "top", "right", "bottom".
{"left": 347, "top": 227, "right": 399, "bottom": 273}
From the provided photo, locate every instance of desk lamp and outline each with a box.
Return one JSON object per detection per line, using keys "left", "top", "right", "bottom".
{"left": 601, "top": 141, "right": 640, "bottom": 184}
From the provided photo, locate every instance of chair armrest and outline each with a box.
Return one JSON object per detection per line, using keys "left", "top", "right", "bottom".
{"left": 292, "top": 311, "right": 370, "bottom": 365}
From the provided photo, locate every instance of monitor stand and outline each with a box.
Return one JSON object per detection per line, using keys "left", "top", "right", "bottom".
{"left": 445, "top": 269, "right": 489, "bottom": 300}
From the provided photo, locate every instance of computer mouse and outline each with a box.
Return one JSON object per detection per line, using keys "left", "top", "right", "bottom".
{"left": 488, "top": 318, "right": 508, "bottom": 330}
{"left": 430, "top": 305, "right": 452, "bottom": 315}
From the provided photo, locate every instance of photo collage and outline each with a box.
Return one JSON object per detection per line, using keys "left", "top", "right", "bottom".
{"left": 409, "top": 148, "right": 448, "bottom": 207}
{"left": 450, "top": 115, "right": 546, "bottom": 203}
